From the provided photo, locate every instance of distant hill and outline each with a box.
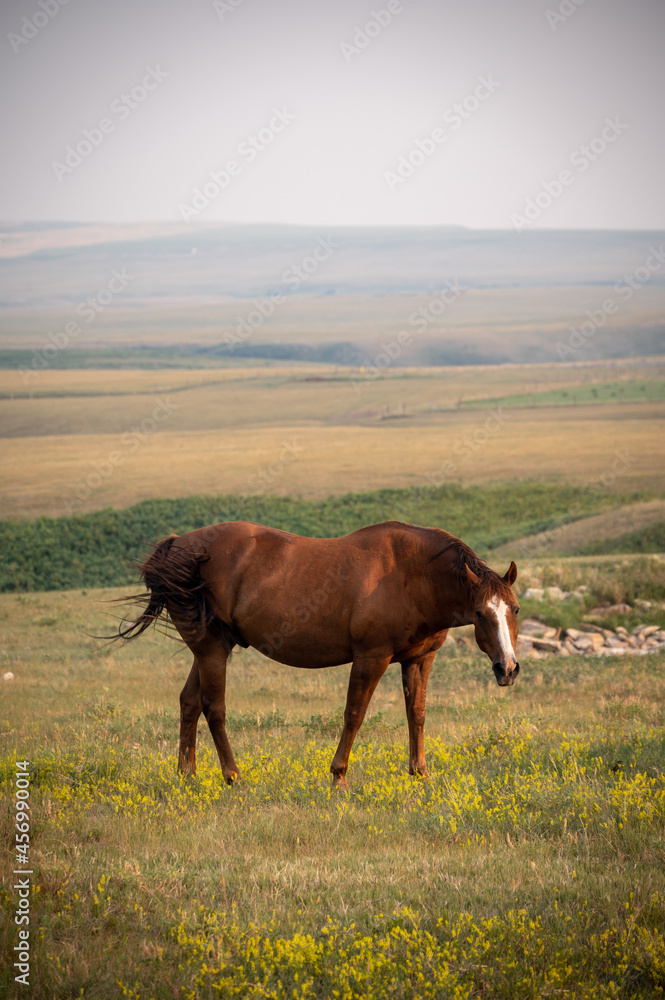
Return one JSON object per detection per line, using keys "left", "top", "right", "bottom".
{"left": 1, "top": 222, "right": 663, "bottom": 366}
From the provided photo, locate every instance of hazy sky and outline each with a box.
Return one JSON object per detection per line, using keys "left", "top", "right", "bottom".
{"left": 1, "top": 0, "right": 663, "bottom": 228}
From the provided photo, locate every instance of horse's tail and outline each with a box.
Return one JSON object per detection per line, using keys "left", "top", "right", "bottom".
{"left": 117, "top": 534, "right": 219, "bottom": 645}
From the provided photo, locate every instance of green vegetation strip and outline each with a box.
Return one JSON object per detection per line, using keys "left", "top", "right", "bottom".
{"left": 461, "top": 380, "right": 665, "bottom": 409}
{"left": 0, "top": 482, "right": 645, "bottom": 592}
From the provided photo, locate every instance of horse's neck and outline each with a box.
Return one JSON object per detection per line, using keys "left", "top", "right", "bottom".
{"left": 421, "top": 543, "right": 473, "bottom": 629}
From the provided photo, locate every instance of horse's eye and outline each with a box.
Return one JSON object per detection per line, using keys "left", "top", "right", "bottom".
{"left": 476, "top": 610, "right": 484, "bottom": 620}
{"left": 514, "top": 606, "right": 520, "bottom": 616}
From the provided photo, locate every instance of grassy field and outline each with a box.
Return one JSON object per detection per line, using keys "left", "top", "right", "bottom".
{"left": 2, "top": 223, "right": 665, "bottom": 995}
{"left": 1, "top": 361, "right": 664, "bottom": 518}
{"left": 1, "top": 558, "right": 665, "bottom": 998}
{"left": 1, "top": 351, "right": 664, "bottom": 995}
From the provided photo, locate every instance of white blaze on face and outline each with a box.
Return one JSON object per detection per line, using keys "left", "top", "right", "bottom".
{"left": 488, "top": 594, "right": 516, "bottom": 662}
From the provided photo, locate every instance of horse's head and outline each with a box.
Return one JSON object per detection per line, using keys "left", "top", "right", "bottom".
{"left": 465, "top": 560, "right": 520, "bottom": 687}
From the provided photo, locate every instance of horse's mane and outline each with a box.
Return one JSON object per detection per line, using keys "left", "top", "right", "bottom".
{"left": 428, "top": 530, "right": 504, "bottom": 598}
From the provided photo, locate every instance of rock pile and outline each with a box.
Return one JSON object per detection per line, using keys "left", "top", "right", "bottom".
{"left": 516, "top": 619, "right": 665, "bottom": 659}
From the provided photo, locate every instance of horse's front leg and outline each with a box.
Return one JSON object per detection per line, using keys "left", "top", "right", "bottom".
{"left": 401, "top": 635, "right": 446, "bottom": 777}
{"left": 330, "top": 653, "right": 391, "bottom": 789}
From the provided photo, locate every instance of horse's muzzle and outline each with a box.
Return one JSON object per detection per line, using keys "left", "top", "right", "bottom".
{"left": 493, "top": 661, "right": 520, "bottom": 687}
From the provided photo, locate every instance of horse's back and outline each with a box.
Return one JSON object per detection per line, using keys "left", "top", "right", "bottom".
{"left": 174, "top": 518, "right": 423, "bottom": 560}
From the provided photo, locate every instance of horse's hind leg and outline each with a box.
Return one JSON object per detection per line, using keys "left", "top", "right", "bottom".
{"left": 193, "top": 639, "right": 240, "bottom": 785}
{"left": 178, "top": 660, "right": 202, "bottom": 777}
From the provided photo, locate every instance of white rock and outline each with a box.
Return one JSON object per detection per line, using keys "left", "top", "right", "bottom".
{"left": 587, "top": 603, "right": 632, "bottom": 617}
{"left": 532, "top": 637, "right": 562, "bottom": 652}
{"left": 545, "top": 586, "right": 569, "bottom": 601}
{"left": 520, "top": 619, "right": 550, "bottom": 637}
{"left": 584, "top": 624, "right": 614, "bottom": 637}
{"left": 2, "top": 671, "right": 14, "bottom": 682}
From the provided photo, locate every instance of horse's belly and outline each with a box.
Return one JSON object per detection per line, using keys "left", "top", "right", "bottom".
{"left": 244, "top": 625, "right": 353, "bottom": 669}
{"left": 264, "top": 646, "right": 352, "bottom": 670}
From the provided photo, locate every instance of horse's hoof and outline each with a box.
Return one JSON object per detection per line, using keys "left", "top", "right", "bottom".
{"left": 224, "top": 771, "right": 240, "bottom": 785}
{"left": 332, "top": 775, "right": 350, "bottom": 791}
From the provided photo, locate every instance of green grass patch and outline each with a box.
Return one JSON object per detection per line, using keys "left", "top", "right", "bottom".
{"left": 580, "top": 521, "right": 665, "bottom": 556}
{"left": 462, "top": 379, "right": 665, "bottom": 409}
{"left": 0, "top": 481, "right": 647, "bottom": 592}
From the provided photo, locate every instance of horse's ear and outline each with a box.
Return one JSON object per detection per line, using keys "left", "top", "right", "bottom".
{"left": 465, "top": 563, "right": 481, "bottom": 587}
{"left": 503, "top": 561, "right": 518, "bottom": 586}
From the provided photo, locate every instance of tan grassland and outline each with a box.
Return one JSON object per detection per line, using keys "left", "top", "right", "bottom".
{"left": 0, "top": 361, "right": 663, "bottom": 519}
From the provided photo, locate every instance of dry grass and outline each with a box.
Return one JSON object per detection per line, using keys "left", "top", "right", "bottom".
{"left": 1, "top": 359, "right": 663, "bottom": 518}
{"left": 1, "top": 580, "right": 665, "bottom": 997}
{"left": 1, "top": 410, "right": 662, "bottom": 519}
{"left": 2, "top": 359, "right": 664, "bottom": 406}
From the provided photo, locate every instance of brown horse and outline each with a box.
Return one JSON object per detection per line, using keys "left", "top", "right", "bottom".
{"left": 118, "top": 520, "right": 520, "bottom": 787}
